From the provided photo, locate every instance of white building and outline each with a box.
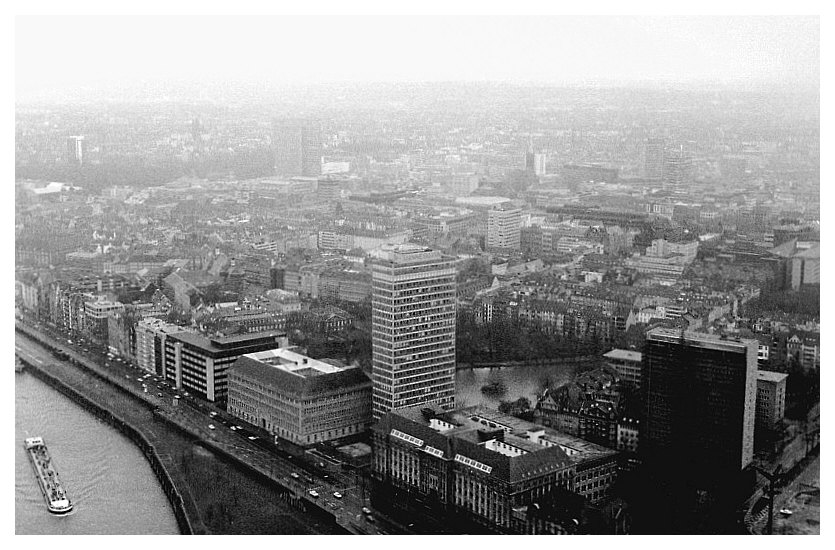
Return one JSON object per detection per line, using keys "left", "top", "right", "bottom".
{"left": 135, "top": 318, "right": 190, "bottom": 375}
{"left": 487, "top": 205, "right": 522, "bottom": 251}
{"left": 371, "top": 244, "right": 457, "bottom": 419}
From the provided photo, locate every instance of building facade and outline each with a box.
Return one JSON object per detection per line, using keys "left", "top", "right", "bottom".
{"left": 372, "top": 405, "right": 618, "bottom": 533}
{"left": 644, "top": 138, "right": 664, "bottom": 180}
{"left": 603, "top": 349, "right": 643, "bottom": 388}
{"left": 371, "top": 244, "right": 457, "bottom": 419}
{"left": 83, "top": 299, "right": 124, "bottom": 341}
{"left": 487, "top": 205, "right": 522, "bottom": 251}
{"left": 163, "top": 331, "right": 287, "bottom": 403}
{"left": 662, "top": 145, "right": 693, "bottom": 188}
{"left": 272, "top": 118, "right": 322, "bottom": 177}
{"left": 756, "top": 370, "right": 788, "bottom": 430}
{"left": 135, "top": 318, "right": 191, "bottom": 375}
{"left": 641, "top": 329, "right": 757, "bottom": 483}
{"left": 227, "top": 348, "right": 372, "bottom": 445}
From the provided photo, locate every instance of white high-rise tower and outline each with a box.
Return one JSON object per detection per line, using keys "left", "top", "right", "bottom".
{"left": 371, "top": 244, "right": 456, "bottom": 419}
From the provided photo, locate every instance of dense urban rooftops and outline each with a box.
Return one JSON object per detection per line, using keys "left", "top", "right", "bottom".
{"left": 375, "top": 405, "right": 617, "bottom": 483}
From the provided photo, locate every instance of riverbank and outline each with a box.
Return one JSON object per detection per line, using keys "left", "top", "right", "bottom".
{"left": 15, "top": 328, "right": 346, "bottom": 534}
{"left": 20, "top": 357, "right": 200, "bottom": 534}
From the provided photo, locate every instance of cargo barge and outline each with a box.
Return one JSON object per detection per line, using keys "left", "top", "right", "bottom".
{"left": 24, "top": 437, "right": 73, "bottom": 515}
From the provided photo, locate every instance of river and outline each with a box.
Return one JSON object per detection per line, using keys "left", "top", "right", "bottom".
{"left": 455, "top": 363, "right": 577, "bottom": 409}
{"left": 15, "top": 370, "right": 180, "bottom": 535}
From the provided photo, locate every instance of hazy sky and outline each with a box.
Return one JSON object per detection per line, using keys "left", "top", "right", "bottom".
{"left": 15, "top": 15, "right": 819, "bottom": 99}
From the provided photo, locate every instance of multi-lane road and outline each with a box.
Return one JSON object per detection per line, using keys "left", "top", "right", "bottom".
{"left": 15, "top": 316, "right": 401, "bottom": 535}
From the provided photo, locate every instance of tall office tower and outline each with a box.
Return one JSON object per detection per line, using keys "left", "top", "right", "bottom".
{"left": 66, "top": 136, "right": 85, "bottom": 166}
{"left": 371, "top": 244, "right": 457, "bottom": 420}
{"left": 641, "top": 329, "right": 757, "bottom": 483}
{"left": 487, "top": 204, "right": 522, "bottom": 252}
{"left": 191, "top": 118, "right": 204, "bottom": 160}
{"left": 525, "top": 139, "right": 536, "bottom": 173}
{"left": 662, "top": 144, "right": 692, "bottom": 188}
{"left": 644, "top": 138, "right": 664, "bottom": 180}
{"left": 534, "top": 153, "right": 548, "bottom": 176}
{"left": 272, "top": 118, "right": 322, "bottom": 176}
{"left": 525, "top": 150, "right": 536, "bottom": 172}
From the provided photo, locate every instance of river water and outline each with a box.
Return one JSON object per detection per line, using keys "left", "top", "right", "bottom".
{"left": 455, "top": 363, "right": 577, "bottom": 409}
{"left": 15, "top": 370, "right": 180, "bottom": 535}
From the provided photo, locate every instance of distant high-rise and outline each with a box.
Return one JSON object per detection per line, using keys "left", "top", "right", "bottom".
{"left": 317, "top": 176, "right": 342, "bottom": 202}
{"left": 644, "top": 138, "right": 664, "bottom": 180}
{"left": 272, "top": 118, "right": 322, "bottom": 176}
{"left": 66, "top": 136, "right": 85, "bottom": 166}
{"left": 191, "top": 118, "right": 204, "bottom": 158}
{"left": 524, "top": 140, "right": 536, "bottom": 173}
{"left": 371, "top": 244, "right": 456, "bottom": 420}
{"left": 487, "top": 204, "right": 522, "bottom": 251}
{"left": 662, "top": 145, "right": 692, "bottom": 188}
{"left": 641, "top": 329, "right": 757, "bottom": 482}
{"left": 525, "top": 151, "right": 536, "bottom": 172}
{"left": 534, "top": 153, "right": 547, "bottom": 176}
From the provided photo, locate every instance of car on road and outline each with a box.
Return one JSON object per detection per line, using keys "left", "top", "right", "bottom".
{"left": 333, "top": 492, "right": 342, "bottom": 499}
{"left": 208, "top": 424, "right": 216, "bottom": 430}
{"left": 248, "top": 436, "right": 257, "bottom": 440}
{"left": 157, "top": 393, "right": 163, "bottom": 397}
{"left": 291, "top": 472, "right": 300, "bottom": 479}
{"left": 362, "top": 507, "right": 372, "bottom": 515}
{"left": 230, "top": 426, "right": 237, "bottom": 431}
{"left": 308, "top": 490, "right": 319, "bottom": 498}
{"left": 779, "top": 508, "right": 793, "bottom": 516}
{"left": 209, "top": 411, "right": 217, "bottom": 418}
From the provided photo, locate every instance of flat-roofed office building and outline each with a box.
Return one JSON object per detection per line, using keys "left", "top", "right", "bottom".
{"left": 163, "top": 331, "right": 287, "bottom": 404}
{"left": 642, "top": 329, "right": 757, "bottom": 479}
{"left": 371, "top": 244, "right": 456, "bottom": 419}
{"left": 756, "top": 370, "right": 788, "bottom": 430}
{"left": 228, "top": 348, "right": 372, "bottom": 445}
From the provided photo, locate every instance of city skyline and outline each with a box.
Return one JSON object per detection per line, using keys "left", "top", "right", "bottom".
{"left": 14, "top": 11, "right": 820, "bottom": 537}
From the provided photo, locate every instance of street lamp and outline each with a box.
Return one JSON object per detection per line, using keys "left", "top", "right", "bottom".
{"left": 754, "top": 465, "right": 781, "bottom": 535}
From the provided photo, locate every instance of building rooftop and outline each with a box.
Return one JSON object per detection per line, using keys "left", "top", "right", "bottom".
{"left": 171, "top": 330, "right": 285, "bottom": 352}
{"left": 231, "top": 349, "right": 370, "bottom": 398}
{"left": 454, "top": 196, "right": 512, "bottom": 208}
{"left": 244, "top": 348, "right": 344, "bottom": 376}
{"left": 374, "top": 405, "right": 616, "bottom": 483}
{"left": 603, "top": 349, "right": 643, "bottom": 363}
{"left": 757, "top": 370, "right": 789, "bottom": 383}
{"left": 647, "top": 328, "right": 758, "bottom": 353}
